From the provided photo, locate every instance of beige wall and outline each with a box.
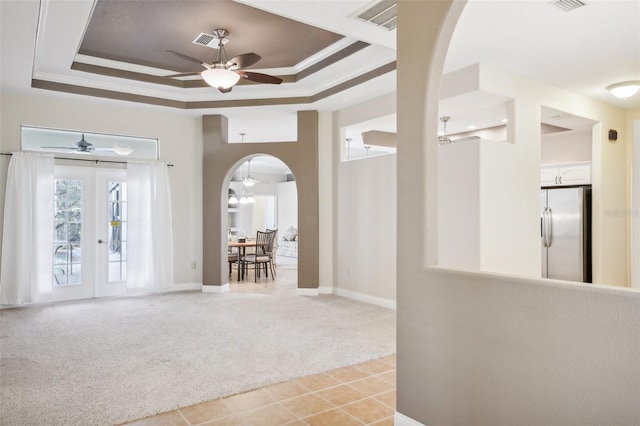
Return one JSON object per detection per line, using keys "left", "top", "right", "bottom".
{"left": 0, "top": 92, "right": 203, "bottom": 287}
{"left": 201, "top": 112, "right": 319, "bottom": 290}
{"left": 541, "top": 130, "right": 592, "bottom": 165}
{"left": 396, "top": 1, "right": 640, "bottom": 425}
{"left": 336, "top": 154, "right": 396, "bottom": 306}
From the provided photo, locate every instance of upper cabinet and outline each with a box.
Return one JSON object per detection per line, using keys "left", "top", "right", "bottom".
{"left": 541, "top": 162, "right": 591, "bottom": 187}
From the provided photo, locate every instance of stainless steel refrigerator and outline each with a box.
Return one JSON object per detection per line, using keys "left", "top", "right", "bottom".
{"left": 540, "top": 187, "right": 591, "bottom": 282}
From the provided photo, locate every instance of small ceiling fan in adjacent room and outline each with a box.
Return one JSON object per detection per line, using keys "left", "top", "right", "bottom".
{"left": 44, "top": 134, "right": 133, "bottom": 155}
{"left": 165, "top": 29, "right": 283, "bottom": 93}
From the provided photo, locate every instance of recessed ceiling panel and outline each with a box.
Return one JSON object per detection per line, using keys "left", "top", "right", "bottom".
{"left": 79, "top": 0, "right": 344, "bottom": 73}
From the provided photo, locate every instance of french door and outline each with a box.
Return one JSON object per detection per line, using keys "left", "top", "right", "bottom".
{"left": 51, "top": 165, "right": 127, "bottom": 302}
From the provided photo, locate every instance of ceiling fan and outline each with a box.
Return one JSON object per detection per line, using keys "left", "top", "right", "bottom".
{"left": 241, "top": 159, "right": 270, "bottom": 187}
{"left": 44, "top": 134, "right": 133, "bottom": 155}
{"left": 166, "top": 29, "right": 283, "bottom": 93}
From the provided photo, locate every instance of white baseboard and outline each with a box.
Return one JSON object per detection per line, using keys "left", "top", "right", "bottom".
{"left": 296, "top": 287, "right": 319, "bottom": 296}
{"left": 318, "top": 286, "right": 333, "bottom": 294}
{"left": 202, "top": 284, "right": 229, "bottom": 293}
{"left": 158, "top": 283, "right": 202, "bottom": 293}
{"left": 394, "top": 412, "right": 425, "bottom": 426}
{"left": 334, "top": 288, "right": 396, "bottom": 310}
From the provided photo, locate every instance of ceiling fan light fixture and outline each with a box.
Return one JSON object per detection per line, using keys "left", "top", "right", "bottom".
{"left": 437, "top": 116, "right": 454, "bottom": 145}
{"left": 201, "top": 67, "right": 240, "bottom": 89}
{"left": 242, "top": 177, "right": 256, "bottom": 187}
{"left": 607, "top": 81, "right": 640, "bottom": 99}
{"left": 112, "top": 145, "right": 133, "bottom": 156}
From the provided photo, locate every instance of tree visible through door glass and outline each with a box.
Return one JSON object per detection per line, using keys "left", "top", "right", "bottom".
{"left": 53, "top": 179, "right": 82, "bottom": 286}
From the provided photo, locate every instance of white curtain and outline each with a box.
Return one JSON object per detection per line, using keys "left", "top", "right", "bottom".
{"left": 0, "top": 152, "right": 55, "bottom": 305}
{"left": 127, "top": 161, "right": 174, "bottom": 290}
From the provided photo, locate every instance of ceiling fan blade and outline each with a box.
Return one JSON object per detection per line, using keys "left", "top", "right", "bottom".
{"left": 219, "top": 87, "right": 233, "bottom": 94}
{"left": 166, "top": 50, "right": 207, "bottom": 66}
{"left": 165, "top": 72, "right": 201, "bottom": 78}
{"left": 238, "top": 71, "right": 283, "bottom": 85}
{"left": 226, "top": 53, "right": 261, "bottom": 70}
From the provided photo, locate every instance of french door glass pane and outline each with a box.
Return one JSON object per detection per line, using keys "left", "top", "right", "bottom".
{"left": 107, "top": 181, "right": 127, "bottom": 282}
{"left": 53, "top": 179, "right": 82, "bottom": 286}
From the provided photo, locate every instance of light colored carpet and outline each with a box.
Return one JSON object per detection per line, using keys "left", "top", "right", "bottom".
{"left": 0, "top": 285, "right": 395, "bottom": 425}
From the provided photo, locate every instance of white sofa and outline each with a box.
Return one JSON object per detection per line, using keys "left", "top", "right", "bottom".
{"left": 277, "top": 226, "right": 298, "bottom": 258}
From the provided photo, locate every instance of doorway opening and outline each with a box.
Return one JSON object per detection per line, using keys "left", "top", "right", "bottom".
{"left": 225, "top": 155, "right": 298, "bottom": 292}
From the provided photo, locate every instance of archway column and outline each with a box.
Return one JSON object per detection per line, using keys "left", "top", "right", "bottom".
{"left": 202, "top": 111, "right": 319, "bottom": 291}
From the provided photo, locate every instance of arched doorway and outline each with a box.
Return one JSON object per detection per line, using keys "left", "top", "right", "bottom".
{"left": 224, "top": 154, "right": 298, "bottom": 291}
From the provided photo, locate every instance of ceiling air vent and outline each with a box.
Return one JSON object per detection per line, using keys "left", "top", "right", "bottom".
{"left": 356, "top": 0, "right": 397, "bottom": 30}
{"left": 548, "top": 0, "right": 587, "bottom": 12}
{"left": 192, "top": 32, "right": 228, "bottom": 49}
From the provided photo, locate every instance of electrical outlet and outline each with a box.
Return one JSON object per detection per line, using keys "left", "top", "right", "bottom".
{"left": 191, "top": 261, "right": 197, "bottom": 269}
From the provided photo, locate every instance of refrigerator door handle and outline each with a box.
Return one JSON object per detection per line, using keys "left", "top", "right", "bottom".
{"left": 543, "top": 207, "right": 552, "bottom": 247}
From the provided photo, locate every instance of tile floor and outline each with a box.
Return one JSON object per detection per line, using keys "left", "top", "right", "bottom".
{"left": 122, "top": 355, "right": 396, "bottom": 426}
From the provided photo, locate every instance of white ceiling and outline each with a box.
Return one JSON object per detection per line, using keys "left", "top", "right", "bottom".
{"left": 1, "top": 0, "right": 638, "bottom": 153}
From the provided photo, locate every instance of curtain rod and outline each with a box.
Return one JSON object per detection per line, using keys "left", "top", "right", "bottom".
{"left": 1, "top": 152, "right": 174, "bottom": 167}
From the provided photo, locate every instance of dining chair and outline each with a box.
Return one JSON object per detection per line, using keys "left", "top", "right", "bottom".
{"left": 228, "top": 251, "right": 239, "bottom": 276}
{"left": 266, "top": 228, "right": 278, "bottom": 271}
{"left": 242, "top": 230, "right": 275, "bottom": 282}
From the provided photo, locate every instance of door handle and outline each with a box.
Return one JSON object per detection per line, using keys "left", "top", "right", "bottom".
{"left": 98, "top": 239, "right": 107, "bottom": 244}
{"left": 543, "top": 208, "right": 552, "bottom": 247}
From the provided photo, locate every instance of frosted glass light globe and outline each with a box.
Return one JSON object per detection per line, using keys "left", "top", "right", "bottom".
{"left": 201, "top": 68, "right": 240, "bottom": 89}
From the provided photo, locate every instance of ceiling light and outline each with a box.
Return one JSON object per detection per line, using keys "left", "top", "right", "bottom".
{"left": 201, "top": 67, "right": 241, "bottom": 89}
{"left": 467, "top": 125, "right": 477, "bottom": 130}
{"left": 242, "top": 159, "right": 257, "bottom": 187}
{"left": 228, "top": 195, "right": 238, "bottom": 205}
{"left": 438, "top": 116, "right": 453, "bottom": 145}
{"left": 502, "top": 118, "right": 508, "bottom": 123}
{"left": 112, "top": 145, "right": 133, "bottom": 156}
{"left": 607, "top": 81, "right": 640, "bottom": 99}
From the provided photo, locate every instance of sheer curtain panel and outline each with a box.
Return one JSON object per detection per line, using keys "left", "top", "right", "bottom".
{"left": 127, "top": 161, "right": 174, "bottom": 291}
{"left": 0, "top": 152, "right": 55, "bottom": 305}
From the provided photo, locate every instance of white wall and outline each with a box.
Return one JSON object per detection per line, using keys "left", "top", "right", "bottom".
{"left": 0, "top": 92, "right": 203, "bottom": 287}
{"left": 277, "top": 181, "right": 297, "bottom": 232}
{"left": 336, "top": 154, "right": 396, "bottom": 305}
{"left": 541, "top": 130, "right": 592, "bottom": 165}
{"left": 438, "top": 140, "right": 480, "bottom": 270}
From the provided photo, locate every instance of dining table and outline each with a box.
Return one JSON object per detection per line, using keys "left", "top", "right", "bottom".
{"left": 228, "top": 240, "right": 266, "bottom": 281}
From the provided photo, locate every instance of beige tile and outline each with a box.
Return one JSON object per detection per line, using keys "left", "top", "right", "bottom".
{"left": 377, "top": 354, "right": 396, "bottom": 365}
{"left": 356, "top": 359, "right": 394, "bottom": 375}
{"left": 222, "top": 388, "right": 274, "bottom": 413}
{"left": 370, "top": 417, "right": 395, "bottom": 426}
{"left": 374, "top": 390, "right": 396, "bottom": 410}
{"left": 279, "top": 393, "right": 334, "bottom": 418}
{"left": 265, "top": 381, "right": 310, "bottom": 402}
{"left": 282, "top": 421, "right": 307, "bottom": 426}
{"left": 303, "top": 408, "right": 362, "bottom": 426}
{"left": 316, "top": 384, "right": 367, "bottom": 407}
{"left": 342, "top": 398, "right": 395, "bottom": 424}
{"left": 239, "top": 403, "right": 297, "bottom": 426}
{"left": 123, "top": 410, "right": 188, "bottom": 426}
{"left": 295, "top": 373, "right": 341, "bottom": 392}
{"left": 349, "top": 376, "right": 394, "bottom": 397}
{"left": 202, "top": 414, "right": 245, "bottom": 426}
{"left": 325, "top": 366, "right": 370, "bottom": 383}
{"left": 179, "top": 399, "right": 232, "bottom": 424}
{"left": 376, "top": 370, "right": 396, "bottom": 385}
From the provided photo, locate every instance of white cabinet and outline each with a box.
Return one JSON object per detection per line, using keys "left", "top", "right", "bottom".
{"left": 541, "top": 163, "right": 591, "bottom": 187}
